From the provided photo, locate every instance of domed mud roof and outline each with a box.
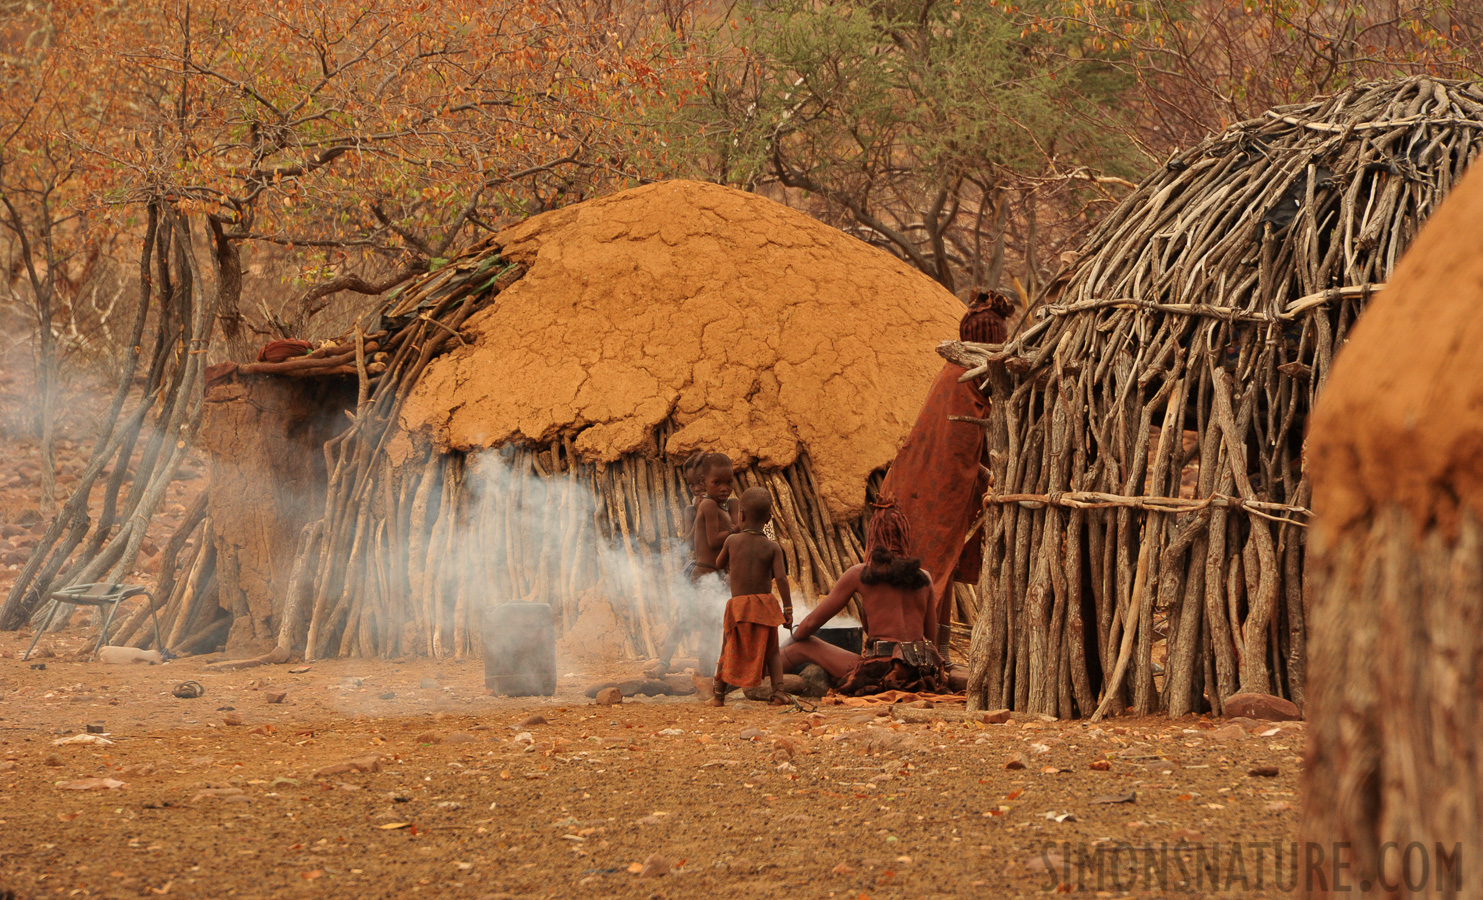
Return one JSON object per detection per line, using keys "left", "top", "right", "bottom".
{"left": 400, "top": 179, "right": 965, "bottom": 518}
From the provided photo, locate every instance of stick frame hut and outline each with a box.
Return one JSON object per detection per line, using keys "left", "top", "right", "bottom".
{"left": 943, "top": 77, "right": 1483, "bottom": 718}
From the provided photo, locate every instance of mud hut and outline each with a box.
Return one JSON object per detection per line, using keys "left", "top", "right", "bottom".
{"left": 1301, "top": 158, "right": 1483, "bottom": 895}
{"left": 126, "top": 180, "right": 969, "bottom": 661}
{"left": 942, "top": 78, "right": 1483, "bottom": 718}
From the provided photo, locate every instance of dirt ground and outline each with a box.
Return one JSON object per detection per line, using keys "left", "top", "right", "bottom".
{"left": 1, "top": 628, "right": 1304, "bottom": 899}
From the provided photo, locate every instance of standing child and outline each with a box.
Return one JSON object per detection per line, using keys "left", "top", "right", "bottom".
{"left": 712, "top": 487, "right": 793, "bottom": 705}
{"left": 691, "top": 453, "right": 735, "bottom": 579}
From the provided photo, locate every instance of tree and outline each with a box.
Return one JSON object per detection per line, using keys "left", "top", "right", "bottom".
{"left": 1049, "top": 0, "right": 1483, "bottom": 155}
{"left": 658, "top": 0, "right": 1140, "bottom": 297}
{"left": 0, "top": 0, "right": 704, "bottom": 630}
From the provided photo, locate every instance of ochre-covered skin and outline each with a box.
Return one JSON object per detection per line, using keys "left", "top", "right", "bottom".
{"left": 1308, "top": 165, "right": 1483, "bottom": 537}
{"left": 400, "top": 180, "right": 964, "bottom": 519}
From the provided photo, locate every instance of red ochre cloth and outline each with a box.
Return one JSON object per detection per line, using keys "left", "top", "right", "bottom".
{"left": 717, "top": 593, "right": 785, "bottom": 688}
{"left": 879, "top": 362, "right": 990, "bottom": 612}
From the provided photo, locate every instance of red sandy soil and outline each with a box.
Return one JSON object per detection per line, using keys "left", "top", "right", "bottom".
{"left": 1, "top": 631, "right": 1305, "bottom": 900}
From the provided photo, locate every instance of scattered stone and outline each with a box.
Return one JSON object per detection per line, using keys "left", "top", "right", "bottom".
{"left": 1091, "top": 792, "right": 1137, "bottom": 804}
{"left": 1266, "top": 801, "right": 1293, "bottom": 812}
{"left": 635, "top": 853, "right": 669, "bottom": 877}
{"left": 57, "top": 777, "right": 127, "bottom": 791}
{"left": 1208, "top": 723, "right": 1246, "bottom": 742}
{"left": 1004, "top": 755, "right": 1028, "bottom": 771}
{"left": 289, "top": 666, "right": 312, "bottom": 674}
{"left": 1247, "top": 765, "right": 1280, "bottom": 777}
{"left": 982, "top": 709, "right": 1012, "bottom": 724}
{"left": 341, "top": 677, "right": 363, "bottom": 688}
{"left": 1146, "top": 759, "right": 1177, "bottom": 774}
{"left": 192, "top": 787, "right": 245, "bottom": 802}
{"left": 907, "top": 699, "right": 933, "bottom": 709}
{"left": 117, "top": 763, "right": 155, "bottom": 776}
{"left": 1088, "top": 759, "right": 1111, "bottom": 771}
{"left": 378, "top": 692, "right": 396, "bottom": 700}
{"left": 595, "top": 687, "right": 623, "bottom": 706}
{"left": 43, "top": 753, "right": 62, "bottom": 767}
{"left": 247, "top": 725, "right": 275, "bottom": 736}
{"left": 223, "top": 713, "right": 245, "bottom": 726}
{"left": 738, "top": 727, "right": 766, "bottom": 741}
{"left": 1223, "top": 692, "right": 1302, "bottom": 721}
{"left": 85, "top": 722, "right": 106, "bottom": 734}
{"left": 831, "top": 863, "right": 855, "bottom": 876}
{"left": 311, "top": 755, "right": 382, "bottom": 778}
{"left": 414, "top": 731, "right": 442, "bottom": 744}
{"left": 1171, "top": 829, "right": 1204, "bottom": 843}
{"left": 518, "top": 714, "right": 548, "bottom": 727}
{"left": 265, "top": 691, "right": 287, "bottom": 704}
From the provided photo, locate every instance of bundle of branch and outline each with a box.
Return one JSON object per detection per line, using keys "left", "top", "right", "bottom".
{"left": 0, "top": 204, "right": 223, "bottom": 636}
{"left": 942, "top": 77, "right": 1483, "bottom": 719}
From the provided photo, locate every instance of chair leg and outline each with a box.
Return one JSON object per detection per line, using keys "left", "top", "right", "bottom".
{"left": 144, "top": 592, "right": 165, "bottom": 656}
{"left": 22, "top": 600, "right": 60, "bottom": 662}
{"left": 93, "top": 599, "right": 123, "bottom": 662}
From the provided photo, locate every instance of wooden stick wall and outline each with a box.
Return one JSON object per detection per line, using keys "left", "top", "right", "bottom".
{"left": 944, "top": 77, "right": 1483, "bottom": 719}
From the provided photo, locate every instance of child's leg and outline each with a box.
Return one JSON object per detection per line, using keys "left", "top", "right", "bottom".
{"left": 709, "top": 677, "right": 727, "bottom": 706}
{"left": 765, "top": 630, "right": 787, "bottom": 702}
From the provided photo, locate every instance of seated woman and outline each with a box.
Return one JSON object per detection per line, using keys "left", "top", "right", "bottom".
{"left": 780, "top": 500, "right": 947, "bottom": 695}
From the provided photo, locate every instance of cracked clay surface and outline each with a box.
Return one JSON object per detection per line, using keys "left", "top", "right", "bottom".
{"left": 401, "top": 180, "right": 964, "bottom": 518}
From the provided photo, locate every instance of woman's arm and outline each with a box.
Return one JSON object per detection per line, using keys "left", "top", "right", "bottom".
{"left": 793, "top": 564, "right": 864, "bottom": 641}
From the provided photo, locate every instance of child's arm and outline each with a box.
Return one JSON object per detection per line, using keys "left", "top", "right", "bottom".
{"left": 699, "top": 499, "right": 731, "bottom": 552}
{"left": 716, "top": 533, "right": 734, "bottom": 572}
{"left": 772, "top": 542, "right": 792, "bottom": 629}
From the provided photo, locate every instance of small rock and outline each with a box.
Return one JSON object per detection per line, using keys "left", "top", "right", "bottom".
{"left": 57, "top": 777, "right": 127, "bottom": 791}
{"left": 85, "top": 722, "right": 106, "bottom": 734}
{"left": 420, "top": 678, "right": 439, "bottom": 689}
{"left": 518, "top": 714, "right": 548, "bottom": 727}
{"left": 265, "top": 691, "right": 287, "bottom": 704}
{"left": 192, "top": 787, "right": 245, "bottom": 802}
{"left": 636, "top": 853, "right": 669, "bottom": 877}
{"left": 1004, "top": 755, "right": 1028, "bottom": 771}
{"left": 223, "top": 713, "right": 244, "bottom": 727}
{"left": 43, "top": 753, "right": 63, "bottom": 767}
{"left": 982, "top": 709, "right": 1012, "bottom": 724}
{"left": 1208, "top": 723, "right": 1246, "bottom": 742}
{"left": 595, "top": 687, "right": 622, "bottom": 706}
{"left": 341, "top": 677, "right": 363, "bottom": 688}
{"left": 311, "top": 755, "right": 382, "bottom": 778}
{"left": 414, "top": 731, "right": 442, "bottom": 744}
{"left": 1088, "top": 759, "right": 1111, "bottom": 771}
{"left": 907, "top": 700, "right": 933, "bottom": 709}
{"left": 1247, "top": 765, "right": 1280, "bottom": 777}
{"left": 1223, "top": 692, "right": 1302, "bottom": 721}
{"left": 378, "top": 692, "right": 396, "bottom": 700}
{"left": 831, "top": 862, "right": 855, "bottom": 876}
{"left": 738, "top": 727, "right": 765, "bottom": 741}
{"left": 1266, "top": 800, "right": 1293, "bottom": 812}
